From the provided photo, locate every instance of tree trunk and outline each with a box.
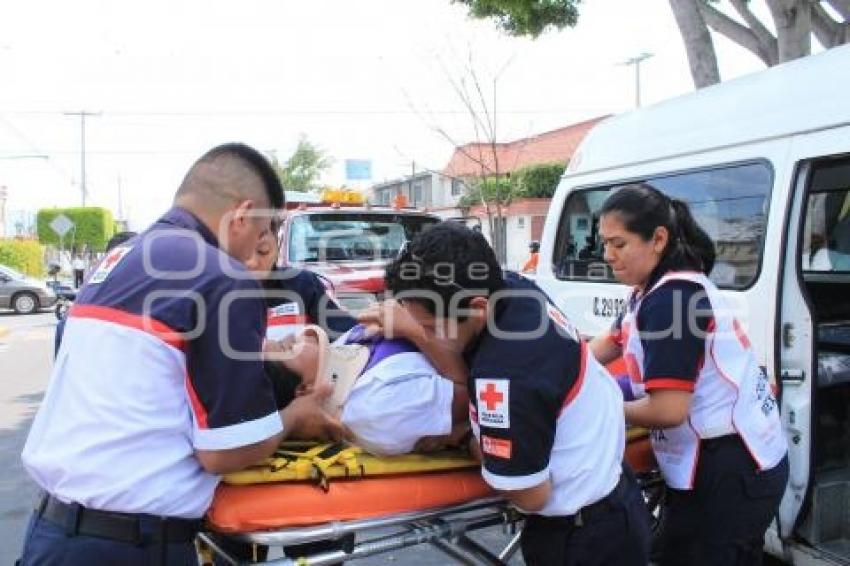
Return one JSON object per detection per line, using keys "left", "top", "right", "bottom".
{"left": 669, "top": 0, "right": 721, "bottom": 88}
{"left": 766, "top": 0, "right": 813, "bottom": 62}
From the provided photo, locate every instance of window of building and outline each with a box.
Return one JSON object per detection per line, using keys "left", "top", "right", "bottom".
{"left": 412, "top": 183, "right": 423, "bottom": 206}
{"left": 451, "top": 179, "right": 463, "bottom": 196}
{"left": 552, "top": 161, "right": 773, "bottom": 289}
{"left": 517, "top": 217, "right": 525, "bottom": 228}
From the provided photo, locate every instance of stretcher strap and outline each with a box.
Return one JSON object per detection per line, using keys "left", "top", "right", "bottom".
{"left": 268, "top": 443, "right": 365, "bottom": 491}
{"left": 223, "top": 441, "right": 479, "bottom": 488}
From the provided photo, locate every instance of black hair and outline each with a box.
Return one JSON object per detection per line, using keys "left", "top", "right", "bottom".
{"left": 529, "top": 240, "right": 540, "bottom": 253}
{"left": 384, "top": 222, "right": 503, "bottom": 318}
{"left": 600, "top": 183, "right": 715, "bottom": 275}
{"left": 191, "top": 143, "right": 285, "bottom": 209}
{"left": 106, "top": 231, "right": 137, "bottom": 251}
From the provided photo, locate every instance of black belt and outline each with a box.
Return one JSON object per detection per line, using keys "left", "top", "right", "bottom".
{"left": 527, "top": 472, "right": 629, "bottom": 529}
{"left": 37, "top": 494, "right": 201, "bottom": 545}
{"left": 701, "top": 433, "right": 742, "bottom": 450}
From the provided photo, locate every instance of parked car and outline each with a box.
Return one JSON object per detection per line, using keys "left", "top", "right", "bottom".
{"left": 0, "top": 264, "right": 57, "bottom": 314}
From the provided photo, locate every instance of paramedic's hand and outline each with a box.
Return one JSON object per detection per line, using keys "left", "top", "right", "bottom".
{"left": 358, "top": 300, "right": 425, "bottom": 342}
{"left": 415, "top": 423, "right": 473, "bottom": 452}
{"left": 282, "top": 382, "right": 350, "bottom": 442}
{"left": 414, "top": 436, "right": 448, "bottom": 453}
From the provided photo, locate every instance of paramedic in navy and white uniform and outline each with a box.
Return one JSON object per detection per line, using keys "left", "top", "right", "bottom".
{"left": 245, "top": 230, "right": 357, "bottom": 409}
{"left": 19, "top": 144, "right": 343, "bottom": 566}
{"left": 263, "top": 266, "right": 356, "bottom": 341}
{"left": 379, "top": 222, "right": 651, "bottom": 566}
{"left": 591, "top": 184, "right": 789, "bottom": 566}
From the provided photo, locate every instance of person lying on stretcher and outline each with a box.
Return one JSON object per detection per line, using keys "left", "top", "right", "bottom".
{"left": 264, "top": 323, "right": 470, "bottom": 456}
{"left": 244, "top": 227, "right": 469, "bottom": 455}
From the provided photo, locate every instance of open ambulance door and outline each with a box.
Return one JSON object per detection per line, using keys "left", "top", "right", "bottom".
{"left": 780, "top": 144, "right": 850, "bottom": 564}
{"left": 775, "top": 160, "right": 816, "bottom": 540}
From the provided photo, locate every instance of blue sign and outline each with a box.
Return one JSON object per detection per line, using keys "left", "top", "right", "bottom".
{"left": 345, "top": 159, "right": 372, "bottom": 180}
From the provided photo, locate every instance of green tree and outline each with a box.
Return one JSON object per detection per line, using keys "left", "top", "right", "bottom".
{"left": 36, "top": 207, "right": 115, "bottom": 252}
{"left": 271, "top": 135, "right": 333, "bottom": 192}
{"left": 0, "top": 239, "right": 45, "bottom": 277}
{"left": 453, "top": 0, "right": 580, "bottom": 37}
{"left": 454, "top": 0, "right": 849, "bottom": 89}
{"left": 459, "top": 176, "right": 518, "bottom": 209}
{"left": 514, "top": 162, "right": 566, "bottom": 198}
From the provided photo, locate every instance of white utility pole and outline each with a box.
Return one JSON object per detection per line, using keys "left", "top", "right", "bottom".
{"left": 621, "top": 53, "right": 654, "bottom": 108}
{"left": 64, "top": 111, "right": 101, "bottom": 206}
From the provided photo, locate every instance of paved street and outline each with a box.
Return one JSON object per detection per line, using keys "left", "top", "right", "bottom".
{"left": 0, "top": 311, "right": 520, "bottom": 565}
{"left": 0, "top": 311, "right": 56, "bottom": 566}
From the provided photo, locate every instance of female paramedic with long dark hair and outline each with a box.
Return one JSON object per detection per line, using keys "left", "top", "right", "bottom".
{"left": 590, "top": 184, "right": 789, "bottom": 566}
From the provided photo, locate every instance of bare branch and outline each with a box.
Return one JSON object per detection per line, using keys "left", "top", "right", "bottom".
{"left": 698, "top": 1, "right": 777, "bottom": 65}
{"left": 728, "top": 0, "right": 779, "bottom": 64}
{"left": 465, "top": 54, "right": 495, "bottom": 142}
{"left": 827, "top": 0, "right": 850, "bottom": 21}
{"left": 466, "top": 64, "right": 500, "bottom": 176}
{"left": 669, "top": 0, "right": 721, "bottom": 87}
{"left": 812, "top": 1, "right": 850, "bottom": 46}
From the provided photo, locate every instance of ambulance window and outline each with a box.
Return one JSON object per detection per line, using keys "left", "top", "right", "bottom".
{"left": 802, "top": 159, "right": 850, "bottom": 273}
{"left": 553, "top": 162, "right": 772, "bottom": 289}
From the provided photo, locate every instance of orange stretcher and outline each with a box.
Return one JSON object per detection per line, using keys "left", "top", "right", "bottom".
{"left": 201, "top": 431, "right": 656, "bottom": 565}
{"left": 208, "top": 469, "right": 494, "bottom": 533}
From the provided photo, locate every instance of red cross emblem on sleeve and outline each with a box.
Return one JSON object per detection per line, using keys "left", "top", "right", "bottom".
{"left": 475, "top": 379, "right": 510, "bottom": 428}
{"left": 479, "top": 383, "right": 504, "bottom": 411}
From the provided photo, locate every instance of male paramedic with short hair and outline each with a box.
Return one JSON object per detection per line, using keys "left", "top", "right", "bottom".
{"left": 19, "top": 143, "right": 344, "bottom": 565}
{"left": 371, "top": 222, "right": 651, "bottom": 566}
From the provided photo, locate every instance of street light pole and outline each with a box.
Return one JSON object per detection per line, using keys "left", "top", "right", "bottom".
{"left": 622, "top": 52, "right": 654, "bottom": 108}
{"left": 64, "top": 110, "right": 101, "bottom": 206}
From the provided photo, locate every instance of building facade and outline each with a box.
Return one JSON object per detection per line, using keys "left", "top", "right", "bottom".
{"left": 441, "top": 117, "right": 608, "bottom": 268}
{"left": 370, "top": 171, "right": 463, "bottom": 214}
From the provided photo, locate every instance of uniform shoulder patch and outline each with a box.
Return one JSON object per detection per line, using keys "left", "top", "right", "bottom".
{"left": 270, "top": 302, "right": 302, "bottom": 318}
{"left": 547, "top": 304, "right": 579, "bottom": 341}
{"left": 88, "top": 246, "right": 133, "bottom": 285}
{"left": 481, "top": 435, "right": 512, "bottom": 459}
{"left": 475, "top": 378, "right": 510, "bottom": 429}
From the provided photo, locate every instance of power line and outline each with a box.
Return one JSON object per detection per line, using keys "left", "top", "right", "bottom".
{"left": 3, "top": 107, "right": 615, "bottom": 117}
{"left": 0, "top": 112, "right": 73, "bottom": 181}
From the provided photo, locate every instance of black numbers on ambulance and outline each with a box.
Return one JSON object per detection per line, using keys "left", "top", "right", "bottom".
{"left": 593, "top": 297, "right": 626, "bottom": 318}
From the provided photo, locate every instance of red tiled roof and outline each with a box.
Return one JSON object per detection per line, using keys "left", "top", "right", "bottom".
{"left": 467, "top": 198, "right": 552, "bottom": 218}
{"left": 442, "top": 116, "right": 608, "bottom": 178}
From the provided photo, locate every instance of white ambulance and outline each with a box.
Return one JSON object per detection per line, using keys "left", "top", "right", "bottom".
{"left": 535, "top": 45, "right": 850, "bottom": 564}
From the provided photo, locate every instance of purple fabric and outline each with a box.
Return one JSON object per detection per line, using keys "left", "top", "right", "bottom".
{"left": 615, "top": 374, "right": 636, "bottom": 401}
{"left": 345, "top": 324, "right": 418, "bottom": 374}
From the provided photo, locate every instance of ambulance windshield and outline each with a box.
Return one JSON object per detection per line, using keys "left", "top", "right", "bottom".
{"left": 288, "top": 213, "right": 439, "bottom": 263}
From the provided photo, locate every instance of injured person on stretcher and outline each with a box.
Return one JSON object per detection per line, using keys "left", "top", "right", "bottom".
{"left": 263, "top": 323, "right": 471, "bottom": 456}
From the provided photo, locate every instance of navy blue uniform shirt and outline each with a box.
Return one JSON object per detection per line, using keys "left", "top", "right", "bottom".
{"left": 613, "top": 273, "right": 713, "bottom": 390}
{"left": 466, "top": 272, "right": 584, "bottom": 479}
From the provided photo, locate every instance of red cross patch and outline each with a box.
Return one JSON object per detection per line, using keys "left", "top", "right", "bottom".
{"left": 475, "top": 379, "right": 509, "bottom": 429}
